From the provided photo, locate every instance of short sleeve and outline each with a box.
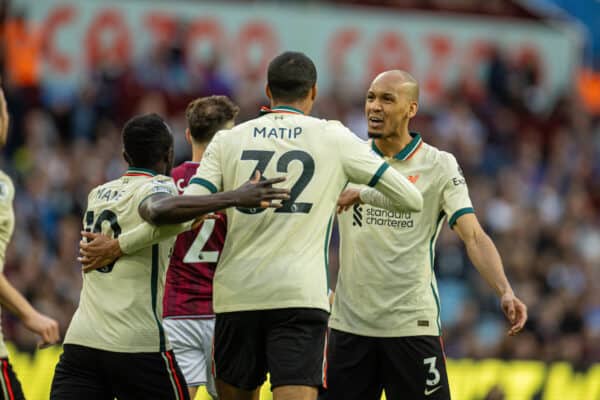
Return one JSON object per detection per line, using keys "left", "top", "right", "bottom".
{"left": 138, "top": 176, "right": 178, "bottom": 207}
{"left": 334, "top": 124, "right": 389, "bottom": 186}
{"left": 184, "top": 133, "right": 223, "bottom": 196}
{"left": 440, "top": 153, "right": 474, "bottom": 227}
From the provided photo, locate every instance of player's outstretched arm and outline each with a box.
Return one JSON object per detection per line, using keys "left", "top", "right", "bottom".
{"left": 79, "top": 215, "right": 215, "bottom": 272}
{"left": 0, "top": 273, "right": 60, "bottom": 348}
{"left": 453, "top": 213, "right": 527, "bottom": 336}
{"left": 139, "top": 172, "right": 289, "bottom": 225}
{"left": 336, "top": 183, "right": 422, "bottom": 214}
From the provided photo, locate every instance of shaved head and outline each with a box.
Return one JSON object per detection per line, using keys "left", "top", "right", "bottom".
{"left": 371, "top": 70, "right": 419, "bottom": 102}
{"left": 365, "top": 70, "right": 420, "bottom": 139}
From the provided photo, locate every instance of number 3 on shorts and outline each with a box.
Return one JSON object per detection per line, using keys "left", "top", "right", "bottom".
{"left": 183, "top": 219, "right": 219, "bottom": 263}
{"left": 424, "top": 356, "right": 441, "bottom": 386}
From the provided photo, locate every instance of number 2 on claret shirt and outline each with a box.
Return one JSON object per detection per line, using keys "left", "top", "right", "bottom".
{"left": 183, "top": 219, "right": 219, "bottom": 263}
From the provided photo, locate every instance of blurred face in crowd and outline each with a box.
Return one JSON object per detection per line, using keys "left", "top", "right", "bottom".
{"left": 365, "top": 70, "right": 418, "bottom": 139}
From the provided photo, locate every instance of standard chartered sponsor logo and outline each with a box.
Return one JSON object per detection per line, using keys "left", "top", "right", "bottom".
{"left": 352, "top": 204, "right": 363, "bottom": 227}
{"left": 361, "top": 207, "right": 414, "bottom": 229}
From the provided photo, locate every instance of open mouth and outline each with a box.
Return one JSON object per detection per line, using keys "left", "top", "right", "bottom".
{"left": 368, "top": 116, "right": 384, "bottom": 129}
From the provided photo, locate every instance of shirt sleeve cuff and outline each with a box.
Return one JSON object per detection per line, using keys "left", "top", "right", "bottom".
{"left": 448, "top": 207, "right": 475, "bottom": 228}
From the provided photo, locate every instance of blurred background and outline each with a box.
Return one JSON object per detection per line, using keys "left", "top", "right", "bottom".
{"left": 0, "top": 0, "right": 599, "bottom": 399}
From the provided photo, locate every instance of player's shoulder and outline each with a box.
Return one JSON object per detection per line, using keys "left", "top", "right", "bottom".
{"left": 86, "top": 176, "right": 122, "bottom": 206}
{"left": 420, "top": 142, "right": 458, "bottom": 168}
{"left": 143, "top": 174, "right": 177, "bottom": 195}
{"left": 320, "top": 119, "right": 366, "bottom": 144}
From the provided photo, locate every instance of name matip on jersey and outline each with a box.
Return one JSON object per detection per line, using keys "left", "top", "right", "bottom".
{"left": 0, "top": 170, "right": 15, "bottom": 358}
{"left": 184, "top": 106, "right": 421, "bottom": 314}
{"left": 163, "top": 161, "right": 226, "bottom": 318}
{"left": 65, "top": 168, "right": 179, "bottom": 353}
{"left": 331, "top": 133, "right": 474, "bottom": 337}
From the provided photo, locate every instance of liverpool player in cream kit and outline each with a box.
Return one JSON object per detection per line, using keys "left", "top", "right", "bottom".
{"left": 0, "top": 88, "right": 60, "bottom": 400}
{"left": 327, "top": 70, "right": 528, "bottom": 400}
{"left": 183, "top": 52, "right": 423, "bottom": 400}
{"left": 50, "top": 113, "right": 289, "bottom": 399}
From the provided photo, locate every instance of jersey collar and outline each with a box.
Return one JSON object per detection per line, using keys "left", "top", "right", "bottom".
{"left": 259, "top": 105, "right": 305, "bottom": 115}
{"left": 371, "top": 132, "right": 423, "bottom": 161}
{"left": 124, "top": 167, "right": 157, "bottom": 177}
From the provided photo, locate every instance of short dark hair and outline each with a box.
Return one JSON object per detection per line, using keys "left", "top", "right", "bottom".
{"left": 267, "top": 51, "right": 317, "bottom": 103}
{"left": 186, "top": 95, "right": 239, "bottom": 143}
{"left": 122, "top": 113, "right": 173, "bottom": 169}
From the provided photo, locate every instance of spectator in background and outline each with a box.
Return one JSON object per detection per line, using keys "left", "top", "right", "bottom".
{"left": 0, "top": 14, "right": 597, "bottom": 376}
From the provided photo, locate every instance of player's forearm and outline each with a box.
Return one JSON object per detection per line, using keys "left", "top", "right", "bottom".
{"left": 144, "top": 193, "right": 237, "bottom": 225}
{"left": 359, "top": 188, "right": 408, "bottom": 211}
{"left": 0, "top": 273, "right": 38, "bottom": 321}
{"left": 118, "top": 221, "right": 189, "bottom": 255}
{"left": 365, "top": 169, "right": 423, "bottom": 212}
{"left": 464, "top": 232, "right": 513, "bottom": 297}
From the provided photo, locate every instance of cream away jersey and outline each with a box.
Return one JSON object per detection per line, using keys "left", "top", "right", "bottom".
{"left": 0, "top": 170, "right": 15, "bottom": 358}
{"left": 330, "top": 133, "right": 474, "bottom": 337}
{"left": 65, "top": 168, "right": 179, "bottom": 353}
{"left": 184, "top": 106, "right": 422, "bottom": 313}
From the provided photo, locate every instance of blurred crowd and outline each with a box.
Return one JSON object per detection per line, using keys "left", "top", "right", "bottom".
{"left": 0, "top": 16, "right": 599, "bottom": 372}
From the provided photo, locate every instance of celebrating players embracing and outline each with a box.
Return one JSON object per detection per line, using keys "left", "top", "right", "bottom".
{"left": 51, "top": 113, "right": 288, "bottom": 399}
{"left": 181, "top": 52, "right": 423, "bottom": 400}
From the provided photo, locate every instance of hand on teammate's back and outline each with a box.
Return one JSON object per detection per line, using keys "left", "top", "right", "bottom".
{"left": 336, "top": 188, "right": 362, "bottom": 213}
{"left": 233, "top": 171, "right": 290, "bottom": 209}
{"left": 500, "top": 292, "right": 527, "bottom": 336}
{"left": 23, "top": 310, "right": 60, "bottom": 349}
{"left": 79, "top": 231, "right": 122, "bottom": 273}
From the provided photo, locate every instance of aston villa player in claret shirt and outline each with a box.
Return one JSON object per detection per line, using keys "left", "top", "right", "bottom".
{"left": 162, "top": 96, "right": 239, "bottom": 400}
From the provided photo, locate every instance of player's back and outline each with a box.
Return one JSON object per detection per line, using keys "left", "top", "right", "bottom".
{"left": 164, "top": 162, "right": 226, "bottom": 318}
{"left": 192, "top": 107, "right": 398, "bottom": 313}
{"left": 65, "top": 168, "right": 178, "bottom": 353}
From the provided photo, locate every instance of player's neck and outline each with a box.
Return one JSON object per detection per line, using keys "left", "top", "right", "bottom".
{"left": 375, "top": 130, "right": 412, "bottom": 157}
{"left": 271, "top": 100, "right": 311, "bottom": 115}
{"left": 191, "top": 142, "right": 208, "bottom": 162}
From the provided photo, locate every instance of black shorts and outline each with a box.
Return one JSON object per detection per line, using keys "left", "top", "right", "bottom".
{"left": 0, "top": 358, "right": 25, "bottom": 400}
{"left": 50, "top": 344, "right": 190, "bottom": 400}
{"left": 214, "top": 308, "right": 329, "bottom": 390}
{"left": 325, "top": 329, "right": 450, "bottom": 400}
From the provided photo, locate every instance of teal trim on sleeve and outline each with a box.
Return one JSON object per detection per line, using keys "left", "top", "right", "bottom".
{"left": 189, "top": 177, "right": 218, "bottom": 194}
{"left": 367, "top": 162, "right": 390, "bottom": 187}
{"left": 448, "top": 207, "right": 475, "bottom": 228}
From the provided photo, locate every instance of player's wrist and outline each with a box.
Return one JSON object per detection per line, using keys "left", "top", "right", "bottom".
{"left": 498, "top": 287, "right": 515, "bottom": 299}
{"left": 357, "top": 188, "right": 368, "bottom": 204}
{"left": 112, "top": 239, "right": 124, "bottom": 258}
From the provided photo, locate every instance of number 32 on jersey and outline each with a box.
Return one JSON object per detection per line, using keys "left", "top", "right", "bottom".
{"left": 238, "top": 149, "right": 315, "bottom": 214}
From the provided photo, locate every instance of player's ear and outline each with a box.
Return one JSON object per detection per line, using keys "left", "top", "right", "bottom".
{"left": 122, "top": 150, "right": 133, "bottom": 166}
{"left": 409, "top": 101, "right": 418, "bottom": 118}
{"left": 310, "top": 84, "right": 317, "bottom": 101}
{"left": 265, "top": 85, "right": 272, "bottom": 101}
{"left": 185, "top": 128, "right": 192, "bottom": 145}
